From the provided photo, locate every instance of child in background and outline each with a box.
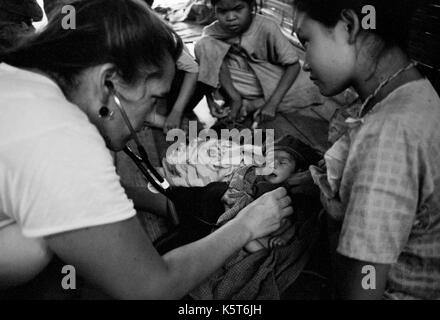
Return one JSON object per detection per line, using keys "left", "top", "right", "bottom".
{"left": 218, "top": 135, "right": 321, "bottom": 252}
{"left": 195, "top": 0, "right": 308, "bottom": 124}
{"left": 142, "top": 0, "right": 200, "bottom": 134}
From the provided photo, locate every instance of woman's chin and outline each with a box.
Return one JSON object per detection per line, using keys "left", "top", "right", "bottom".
{"left": 317, "top": 85, "right": 334, "bottom": 97}
{"left": 105, "top": 136, "right": 126, "bottom": 152}
{"left": 318, "top": 83, "right": 349, "bottom": 98}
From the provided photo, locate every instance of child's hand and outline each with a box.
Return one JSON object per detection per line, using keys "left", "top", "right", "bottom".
{"left": 228, "top": 97, "right": 243, "bottom": 122}
{"left": 309, "top": 165, "right": 335, "bottom": 199}
{"left": 207, "top": 94, "right": 229, "bottom": 118}
{"left": 163, "top": 111, "right": 183, "bottom": 133}
{"left": 260, "top": 104, "right": 277, "bottom": 122}
{"left": 210, "top": 104, "right": 229, "bottom": 118}
{"left": 237, "top": 99, "right": 251, "bottom": 122}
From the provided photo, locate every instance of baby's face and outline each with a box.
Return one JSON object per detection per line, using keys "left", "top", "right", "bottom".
{"left": 264, "top": 150, "right": 297, "bottom": 184}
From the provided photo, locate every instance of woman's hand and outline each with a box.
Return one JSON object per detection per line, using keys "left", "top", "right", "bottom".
{"left": 235, "top": 187, "right": 293, "bottom": 241}
{"left": 238, "top": 100, "right": 251, "bottom": 122}
{"left": 163, "top": 110, "right": 183, "bottom": 133}
{"left": 320, "top": 192, "right": 344, "bottom": 222}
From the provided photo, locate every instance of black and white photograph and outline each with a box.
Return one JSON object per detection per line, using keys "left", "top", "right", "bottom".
{"left": 0, "top": 0, "right": 439, "bottom": 307}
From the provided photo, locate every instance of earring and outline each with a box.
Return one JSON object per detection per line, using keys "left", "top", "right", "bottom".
{"left": 98, "top": 106, "right": 115, "bottom": 119}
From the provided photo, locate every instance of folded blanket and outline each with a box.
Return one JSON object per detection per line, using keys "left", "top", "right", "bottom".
{"left": 190, "top": 214, "right": 319, "bottom": 300}
{"left": 162, "top": 138, "right": 265, "bottom": 187}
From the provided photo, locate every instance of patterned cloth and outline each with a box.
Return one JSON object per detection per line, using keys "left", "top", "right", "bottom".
{"left": 190, "top": 217, "right": 319, "bottom": 300}
{"left": 194, "top": 14, "right": 335, "bottom": 115}
{"left": 189, "top": 165, "right": 321, "bottom": 299}
{"left": 337, "top": 79, "right": 440, "bottom": 299}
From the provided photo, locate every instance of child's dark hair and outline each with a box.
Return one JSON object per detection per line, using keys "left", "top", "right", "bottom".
{"left": 2, "top": 0, "right": 182, "bottom": 88}
{"left": 211, "top": 0, "right": 256, "bottom": 11}
{"left": 293, "top": 0, "right": 423, "bottom": 50}
{"left": 268, "top": 135, "right": 322, "bottom": 172}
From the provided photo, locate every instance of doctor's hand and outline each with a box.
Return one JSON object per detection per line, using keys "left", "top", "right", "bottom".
{"left": 235, "top": 187, "right": 293, "bottom": 241}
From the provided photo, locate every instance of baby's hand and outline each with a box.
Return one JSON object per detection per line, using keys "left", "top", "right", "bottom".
{"left": 268, "top": 236, "right": 286, "bottom": 248}
{"left": 221, "top": 190, "right": 236, "bottom": 208}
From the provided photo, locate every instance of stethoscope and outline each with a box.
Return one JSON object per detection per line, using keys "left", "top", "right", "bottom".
{"left": 105, "top": 81, "right": 171, "bottom": 198}
{"left": 106, "top": 81, "right": 220, "bottom": 228}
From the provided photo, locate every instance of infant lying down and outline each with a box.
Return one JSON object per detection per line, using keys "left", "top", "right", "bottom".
{"left": 219, "top": 135, "right": 322, "bottom": 252}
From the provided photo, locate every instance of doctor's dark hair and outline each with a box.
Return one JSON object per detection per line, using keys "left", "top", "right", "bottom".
{"left": 210, "top": 0, "right": 257, "bottom": 11}
{"left": 2, "top": 0, "right": 182, "bottom": 88}
{"left": 293, "top": 0, "right": 423, "bottom": 50}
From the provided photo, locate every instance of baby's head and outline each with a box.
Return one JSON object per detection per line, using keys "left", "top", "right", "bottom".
{"left": 264, "top": 135, "right": 321, "bottom": 185}
{"left": 211, "top": 0, "right": 256, "bottom": 35}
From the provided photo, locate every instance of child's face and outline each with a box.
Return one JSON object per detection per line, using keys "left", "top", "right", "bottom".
{"left": 265, "top": 150, "right": 297, "bottom": 184}
{"left": 295, "top": 12, "right": 356, "bottom": 97}
{"left": 214, "top": 0, "right": 253, "bottom": 35}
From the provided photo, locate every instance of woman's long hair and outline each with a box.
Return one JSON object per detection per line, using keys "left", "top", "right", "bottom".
{"left": 293, "top": 0, "right": 423, "bottom": 51}
{"left": 2, "top": 0, "right": 182, "bottom": 87}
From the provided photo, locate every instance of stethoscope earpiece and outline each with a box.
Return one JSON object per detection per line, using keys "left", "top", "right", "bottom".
{"left": 104, "top": 80, "right": 114, "bottom": 91}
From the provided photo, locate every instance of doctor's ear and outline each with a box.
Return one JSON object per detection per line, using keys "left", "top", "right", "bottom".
{"left": 340, "top": 9, "right": 361, "bottom": 44}
{"left": 98, "top": 63, "right": 120, "bottom": 98}
{"left": 104, "top": 80, "right": 114, "bottom": 91}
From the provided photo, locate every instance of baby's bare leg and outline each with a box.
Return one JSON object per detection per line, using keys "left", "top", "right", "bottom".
{"left": 244, "top": 219, "right": 296, "bottom": 252}
{"left": 244, "top": 237, "right": 268, "bottom": 253}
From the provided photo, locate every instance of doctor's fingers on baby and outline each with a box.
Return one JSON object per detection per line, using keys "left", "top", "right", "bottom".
{"left": 261, "top": 187, "right": 293, "bottom": 218}
{"left": 238, "top": 187, "right": 292, "bottom": 223}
